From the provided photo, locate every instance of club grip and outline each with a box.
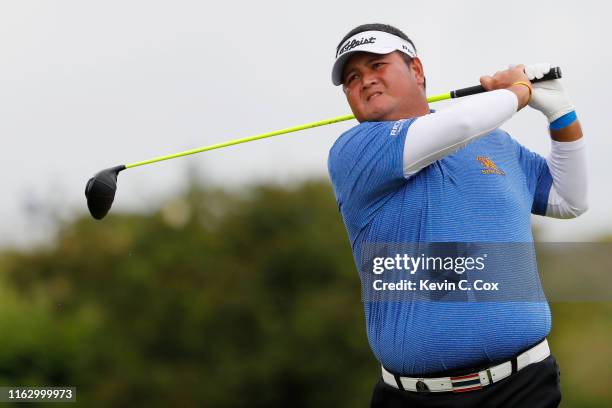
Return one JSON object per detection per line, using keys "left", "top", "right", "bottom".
{"left": 451, "top": 66, "right": 562, "bottom": 99}
{"left": 533, "top": 66, "right": 562, "bottom": 83}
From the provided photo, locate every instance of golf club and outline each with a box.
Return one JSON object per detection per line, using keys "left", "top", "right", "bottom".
{"left": 85, "top": 67, "right": 562, "bottom": 220}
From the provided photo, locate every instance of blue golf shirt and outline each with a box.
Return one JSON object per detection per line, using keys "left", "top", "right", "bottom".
{"left": 328, "top": 118, "right": 554, "bottom": 375}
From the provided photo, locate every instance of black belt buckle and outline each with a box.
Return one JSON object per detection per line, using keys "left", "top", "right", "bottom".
{"left": 416, "top": 379, "right": 430, "bottom": 393}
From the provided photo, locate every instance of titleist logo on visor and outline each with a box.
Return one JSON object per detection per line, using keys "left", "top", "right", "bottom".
{"left": 337, "top": 36, "right": 376, "bottom": 57}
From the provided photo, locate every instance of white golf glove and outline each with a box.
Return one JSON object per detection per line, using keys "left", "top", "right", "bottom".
{"left": 524, "top": 62, "right": 575, "bottom": 122}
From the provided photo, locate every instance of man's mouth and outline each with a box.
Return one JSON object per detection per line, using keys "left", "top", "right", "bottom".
{"left": 367, "top": 92, "right": 383, "bottom": 102}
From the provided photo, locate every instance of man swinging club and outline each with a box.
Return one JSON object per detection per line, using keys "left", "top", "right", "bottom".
{"left": 328, "top": 23, "right": 587, "bottom": 407}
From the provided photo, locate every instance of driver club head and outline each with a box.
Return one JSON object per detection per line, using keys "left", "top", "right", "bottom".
{"left": 85, "top": 165, "right": 126, "bottom": 220}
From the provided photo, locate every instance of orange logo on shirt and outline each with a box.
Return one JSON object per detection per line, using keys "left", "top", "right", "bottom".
{"left": 477, "top": 156, "right": 506, "bottom": 175}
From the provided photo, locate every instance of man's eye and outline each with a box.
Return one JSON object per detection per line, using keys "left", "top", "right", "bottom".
{"left": 346, "top": 74, "right": 358, "bottom": 84}
{"left": 373, "top": 62, "right": 385, "bottom": 69}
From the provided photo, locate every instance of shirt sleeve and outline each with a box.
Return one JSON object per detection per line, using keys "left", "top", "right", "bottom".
{"left": 403, "top": 89, "right": 518, "bottom": 177}
{"left": 511, "top": 138, "right": 553, "bottom": 216}
{"left": 328, "top": 120, "right": 414, "bottom": 231}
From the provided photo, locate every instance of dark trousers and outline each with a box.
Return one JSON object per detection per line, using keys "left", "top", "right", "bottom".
{"left": 370, "top": 355, "right": 561, "bottom": 408}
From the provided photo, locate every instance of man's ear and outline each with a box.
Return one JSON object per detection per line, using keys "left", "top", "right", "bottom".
{"left": 410, "top": 57, "right": 425, "bottom": 87}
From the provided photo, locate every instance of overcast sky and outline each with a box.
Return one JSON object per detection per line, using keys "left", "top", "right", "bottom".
{"left": 1, "top": 0, "right": 609, "bottom": 247}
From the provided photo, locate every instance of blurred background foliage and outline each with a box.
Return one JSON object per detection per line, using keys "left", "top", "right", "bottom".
{"left": 0, "top": 180, "right": 609, "bottom": 407}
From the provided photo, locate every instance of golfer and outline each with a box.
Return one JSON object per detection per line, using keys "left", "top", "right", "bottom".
{"left": 328, "top": 23, "right": 587, "bottom": 407}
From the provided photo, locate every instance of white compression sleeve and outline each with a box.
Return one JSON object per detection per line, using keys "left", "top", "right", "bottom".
{"left": 403, "top": 89, "right": 518, "bottom": 178}
{"left": 545, "top": 138, "right": 588, "bottom": 218}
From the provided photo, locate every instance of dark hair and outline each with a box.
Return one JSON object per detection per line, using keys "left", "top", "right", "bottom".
{"left": 336, "top": 23, "right": 425, "bottom": 89}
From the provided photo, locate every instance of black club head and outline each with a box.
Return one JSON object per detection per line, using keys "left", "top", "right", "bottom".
{"left": 85, "top": 165, "right": 126, "bottom": 220}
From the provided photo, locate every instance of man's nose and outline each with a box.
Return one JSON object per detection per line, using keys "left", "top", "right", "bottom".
{"left": 361, "top": 70, "right": 379, "bottom": 89}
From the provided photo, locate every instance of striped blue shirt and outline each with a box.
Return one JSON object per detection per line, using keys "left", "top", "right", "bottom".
{"left": 328, "top": 119, "right": 554, "bottom": 375}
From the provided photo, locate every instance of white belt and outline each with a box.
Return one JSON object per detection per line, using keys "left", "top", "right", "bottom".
{"left": 381, "top": 338, "right": 550, "bottom": 393}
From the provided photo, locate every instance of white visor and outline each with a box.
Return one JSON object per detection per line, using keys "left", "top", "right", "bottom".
{"left": 332, "top": 30, "right": 417, "bottom": 86}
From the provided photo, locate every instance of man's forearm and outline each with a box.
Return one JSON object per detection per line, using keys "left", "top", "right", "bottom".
{"left": 545, "top": 122, "right": 588, "bottom": 218}
{"left": 403, "top": 89, "right": 518, "bottom": 177}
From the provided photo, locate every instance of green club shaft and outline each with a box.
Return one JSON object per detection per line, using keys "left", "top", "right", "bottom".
{"left": 126, "top": 114, "right": 356, "bottom": 169}
{"left": 123, "top": 91, "right": 450, "bottom": 169}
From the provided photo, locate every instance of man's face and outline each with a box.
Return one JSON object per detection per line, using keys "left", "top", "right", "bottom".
{"left": 342, "top": 51, "right": 426, "bottom": 122}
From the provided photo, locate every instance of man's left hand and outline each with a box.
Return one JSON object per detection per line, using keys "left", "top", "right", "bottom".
{"left": 525, "top": 62, "right": 575, "bottom": 122}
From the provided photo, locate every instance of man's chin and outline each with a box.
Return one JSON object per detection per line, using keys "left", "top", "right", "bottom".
{"left": 359, "top": 105, "right": 393, "bottom": 122}
{"left": 362, "top": 111, "right": 394, "bottom": 122}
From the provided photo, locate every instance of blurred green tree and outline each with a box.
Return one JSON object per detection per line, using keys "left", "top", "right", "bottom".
{"left": 0, "top": 181, "right": 377, "bottom": 407}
